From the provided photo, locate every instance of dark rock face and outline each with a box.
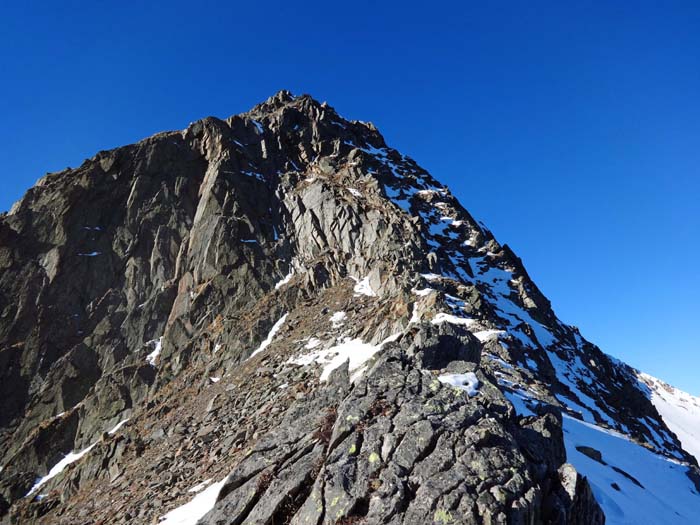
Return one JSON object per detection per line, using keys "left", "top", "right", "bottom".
{"left": 200, "top": 334, "right": 599, "bottom": 525}
{"left": 0, "top": 90, "right": 692, "bottom": 523}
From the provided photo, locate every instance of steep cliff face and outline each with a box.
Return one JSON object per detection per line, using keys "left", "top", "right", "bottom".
{"left": 0, "top": 91, "right": 697, "bottom": 524}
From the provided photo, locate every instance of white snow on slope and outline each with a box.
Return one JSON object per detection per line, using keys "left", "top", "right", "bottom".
{"left": 546, "top": 348, "right": 611, "bottom": 426}
{"left": 108, "top": 418, "right": 130, "bottom": 435}
{"left": 26, "top": 444, "right": 97, "bottom": 496}
{"left": 187, "top": 478, "right": 212, "bottom": 494}
{"left": 330, "top": 311, "right": 347, "bottom": 327}
{"left": 305, "top": 337, "right": 322, "bottom": 350}
{"left": 159, "top": 477, "right": 228, "bottom": 525}
{"left": 503, "top": 390, "right": 537, "bottom": 417}
{"left": 563, "top": 415, "right": 700, "bottom": 525}
{"left": 289, "top": 338, "right": 382, "bottom": 382}
{"left": 473, "top": 329, "right": 506, "bottom": 342}
{"left": 249, "top": 313, "right": 288, "bottom": 359}
{"left": 469, "top": 257, "right": 556, "bottom": 349}
{"left": 438, "top": 373, "right": 479, "bottom": 397}
{"left": 352, "top": 276, "right": 376, "bottom": 297}
{"left": 467, "top": 254, "right": 621, "bottom": 428}
{"left": 146, "top": 337, "right": 163, "bottom": 366}
{"left": 274, "top": 270, "right": 294, "bottom": 290}
{"left": 289, "top": 334, "right": 401, "bottom": 382}
{"left": 504, "top": 388, "right": 700, "bottom": 525}
{"left": 638, "top": 372, "right": 700, "bottom": 463}
{"left": 26, "top": 413, "right": 133, "bottom": 497}
{"left": 410, "top": 303, "right": 421, "bottom": 324}
{"left": 430, "top": 313, "right": 477, "bottom": 327}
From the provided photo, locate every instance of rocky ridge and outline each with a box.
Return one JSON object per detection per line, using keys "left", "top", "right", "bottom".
{"left": 0, "top": 91, "right": 697, "bottom": 524}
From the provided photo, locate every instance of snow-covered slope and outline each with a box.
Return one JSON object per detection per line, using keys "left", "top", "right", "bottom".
{"left": 564, "top": 415, "right": 700, "bottom": 525}
{"left": 508, "top": 391, "right": 700, "bottom": 524}
{"left": 638, "top": 372, "right": 700, "bottom": 464}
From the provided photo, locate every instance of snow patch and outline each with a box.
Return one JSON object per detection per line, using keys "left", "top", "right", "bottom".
{"left": 438, "top": 373, "right": 480, "bottom": 397}
{"left": 351, "top": 276, "right": 376, "bottom": 297}
{"left": 430, "top": 313, "right": 477, "bottom": 327}
{"left": 187, "top": 479, "right": 213, "bottom": 494}
{"left": 289, "top": 334, "right": 399, "bottom": 382}
{"left": 274, "top": 270, "right": 294, "bottom": 290}
{"left": 473, "top": 329, "right": 505, "bottom": 342}
{"left": 291, "top": 338, "right": 381, "bottom": 381}
{"left": 330, "top": 311, "right": 347, "bottom": 327}
{"left": 27, "top": 413, "right": 135, "bottom": 497}
{"left": 26, "top": 444, "right": 97, "bottom": 496}
{"left": 146, "top": 337, "right": 163, "bottom": 367}
{"left": 249, "top": 313, "right": 288, "bottom": 359}
{"left": 410, "top": 303, "right": 422, "bottom": 324}
{"left": 159, "top": 477, "right": 228, "bottom": 525}
{"left": 108, "top": 418, "right": 129, "bottom": 435}
{"left": 305, "top": 337, "right": 322, "bottom": 349}
{"left": 484, "top": 353, "right": 513, "bottom": 370}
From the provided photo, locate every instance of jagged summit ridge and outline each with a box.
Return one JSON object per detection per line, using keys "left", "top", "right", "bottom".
{"left": 0, "top": 91, "right": 698, "bottom": 524}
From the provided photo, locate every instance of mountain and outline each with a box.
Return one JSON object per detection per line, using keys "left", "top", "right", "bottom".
{"left": 0, "top": 90, "right": 698, "bottom": 524}
{"left": 637, "top": 372, "right": 700, "bottom": 465}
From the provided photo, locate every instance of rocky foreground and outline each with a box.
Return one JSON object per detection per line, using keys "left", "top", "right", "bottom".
{"left": 0, "top": 91, "right": 698, "bottom": 524}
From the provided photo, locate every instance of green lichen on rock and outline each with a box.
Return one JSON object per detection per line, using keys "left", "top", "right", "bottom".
{"left": 434, "top": 509, "right": 453, "bottom": 523}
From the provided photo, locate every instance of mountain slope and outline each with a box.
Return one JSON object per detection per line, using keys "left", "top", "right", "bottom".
{"left": 0, "top": 91, "right": 697, "bottom": 524}
{"left": 638, "top": 372, "right": 700, "bottom": 464}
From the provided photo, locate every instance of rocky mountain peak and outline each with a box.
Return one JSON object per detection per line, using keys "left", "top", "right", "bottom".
{"left": 0, "top": 92, "right": 698, "bottom": 524}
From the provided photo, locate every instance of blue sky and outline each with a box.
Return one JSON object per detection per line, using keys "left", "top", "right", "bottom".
{"left": 1, "top": 1, "right": 698, "bottom": 393}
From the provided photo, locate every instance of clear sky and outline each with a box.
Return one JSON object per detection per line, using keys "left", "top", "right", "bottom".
{"left": 1, "top": 2, "right": 698, "bottom": 393}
